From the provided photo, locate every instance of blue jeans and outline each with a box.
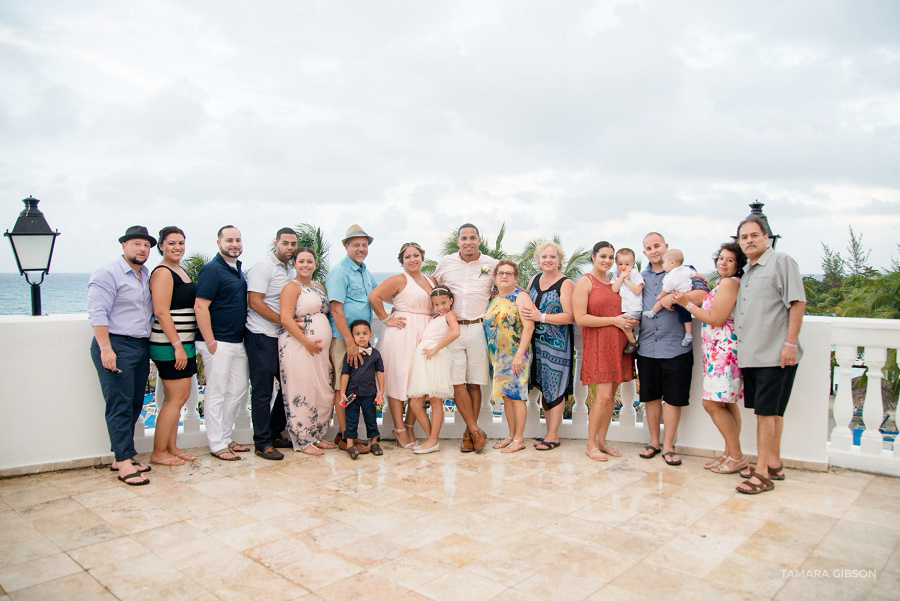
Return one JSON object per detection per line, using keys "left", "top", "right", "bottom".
{"left": 91, "top": 335, "right": 149, "bottom": 462}
{"left": 344, "top": 394, "right": 380, "bottom": 441}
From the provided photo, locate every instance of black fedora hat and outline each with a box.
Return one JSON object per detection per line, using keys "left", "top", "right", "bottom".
{"left": 119, "top": 225, "right": 157, "bottom": 246}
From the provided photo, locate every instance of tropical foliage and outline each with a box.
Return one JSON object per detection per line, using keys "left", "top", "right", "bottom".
{"left": 515, "top": 235, "right": 592, "bottom": 288}
{"left": 183, "top": 252, "right": 211, "bottom": 283}
{"left": 293, "top": 223, "right": 331, "bottom": 284}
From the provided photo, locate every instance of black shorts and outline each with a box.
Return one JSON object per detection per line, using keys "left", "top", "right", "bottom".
{"left": 152, "top": 356, "right": 198, "bottom": 380}
{"left": 742, "top": 365, "right": 797, "bottom": 417}
{"left": 636, "top": 352, "right": 693, "bottom": 407}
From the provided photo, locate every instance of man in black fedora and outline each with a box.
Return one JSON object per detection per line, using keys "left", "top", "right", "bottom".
{"left": 88, "top": 225, "right": 156, "bottom": 485}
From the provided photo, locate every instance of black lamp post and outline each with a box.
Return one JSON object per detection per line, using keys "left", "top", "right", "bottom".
{"left": 4, "top": 196, "right": 60, "bottom": 316}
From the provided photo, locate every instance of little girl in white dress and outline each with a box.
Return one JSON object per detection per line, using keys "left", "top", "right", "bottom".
{"left": 406, "top": 286, "right": 460, "bottom": 454}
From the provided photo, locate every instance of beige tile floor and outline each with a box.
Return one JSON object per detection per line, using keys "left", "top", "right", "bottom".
{"left": 0, "top": 440, "right": 898, "bottom": 600}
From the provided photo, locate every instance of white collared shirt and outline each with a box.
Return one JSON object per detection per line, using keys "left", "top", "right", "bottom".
{"left": 245, "top": 252, "right": 295, "bottom": 337}
{"left": 433, "top": 252, "right": 500, "bottom": 320}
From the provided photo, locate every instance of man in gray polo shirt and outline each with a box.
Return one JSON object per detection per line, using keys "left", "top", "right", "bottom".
{"left": 734, "top": 215, "right": 805, "bottom": 494}
{"left": 245, "top": 227, "right": 297, "bottom": 460}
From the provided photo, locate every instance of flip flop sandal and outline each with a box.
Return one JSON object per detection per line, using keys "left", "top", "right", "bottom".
{"left": 585, "top": 448, "right": 608, "bottom": 462}
{"left": 117, "top": 471, "right": 150, "bottom": 486}
{"left": 228, "top": 442, "right": 250, "bottom": 452}
{"left": 662, "top": 451, "right": 682, "bottom": 466}
{"left": 639, "top": 445, "right": 661, "bottom": 459}
{"left": 176, "top": 453, "right": 197, "bottom": 461}
{"left": 736, "top": 471, "right": 774, "bottom": 494}
{"left": 315, "top": 440, "right": 338, "bottom": 450}
{"left": 110, "top": 460, "right": 151, "bottom": 473}
{"left": 599, "top": 444, "right": 621, "bottom": 458}
{"left": 300, "top": 445, "right": 324, "bottom": 456}
{"left": 535, "top": 440, "right": 560, "bottom": 451}
{"left": 211, "top": 449, "right": 241, "bottom": 461}
{"left": 150, "top": 457, "right": 185, "bottom": 466}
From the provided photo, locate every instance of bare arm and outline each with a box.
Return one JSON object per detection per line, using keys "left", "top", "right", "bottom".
{"left": 368, "top": 274, "right": 408, "bottom": 328}
{"left": 423, "top": 312, "right": 461, "bottom": 359}
{"left": 572, "top": 277, "right": 632, "bottom": 330}
{"left": 611, "top": 270, "right": 627, "bottom": 294}
{"left": 627, "top": 280, "right": 644, "bottom": 296}
{"left": 781, "top": 300, "right": 806, "bottom": 368}
{"left": 151, "top": 268, "right": 188, "bottom": 369}
{"left": 194, "top": 297, "right": 216, "bottom": 354}
{"left": 340, "top": 373, "right": 349, "bottom": 403}
{"left": 674, "top": 279, "right": 737, "bottom": 327}
{"left": 248, "top": 291, "right": 282, "bottom": 325}
{"left": 280, "top": 283, "right": 323, "bottom": 355}
{"left": 330, "top": 301, "right": 362, "bottom": 367}
{"left": 513, "top": 294, "right": 536, "bottom": 375}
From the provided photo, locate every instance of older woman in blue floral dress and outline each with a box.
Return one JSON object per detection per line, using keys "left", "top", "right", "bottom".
{"left": 484, "top": 260, "right": 537, "bottom": 454}
{"left": 674, "top": 241, "right": 747, "bottom": 474}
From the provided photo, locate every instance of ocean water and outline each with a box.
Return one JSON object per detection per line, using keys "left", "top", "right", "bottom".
{"left": 0, "top": 271, "right": 394, "bottom": 315}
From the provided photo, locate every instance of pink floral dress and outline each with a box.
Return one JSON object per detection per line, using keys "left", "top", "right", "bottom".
{"left": 700, "top": 276, "right": 743, "bottom": 404}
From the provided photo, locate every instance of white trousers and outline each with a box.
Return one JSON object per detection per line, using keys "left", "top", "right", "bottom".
{"left": 196, "top": 340, "right": 250, "bottom": 453}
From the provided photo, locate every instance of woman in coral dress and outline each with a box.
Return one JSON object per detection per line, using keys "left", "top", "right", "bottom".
{"left": 573, "top": 241, "right": 634, "bottom": 462}
{"left": 278, "top": 248, "right": 334, "bottom": 455}
{"left": 368, "top": 242, "right": 435, "bottom": 448}
{"left": 674, "top": 242, "right": 747, "bottom": 474}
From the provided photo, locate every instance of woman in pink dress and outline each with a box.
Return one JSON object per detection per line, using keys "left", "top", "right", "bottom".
{"left": 573, "top": 241, "right": 634, "bottom": 462}
{"left": 674, "top": 242, "right": 747, "bottom": 474}
{"left": 278, "top": 248, "right": 334, "bottom": 455}
{"left": 369, "top": 242, "right": 435, "bottom": 448}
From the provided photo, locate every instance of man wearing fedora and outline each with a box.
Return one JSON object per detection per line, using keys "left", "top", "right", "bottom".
{"left": 88, "top": 225, "right": 156, "bottom": 485}
{"left": 326, "top": 224, "right": 378, "bottom": 451}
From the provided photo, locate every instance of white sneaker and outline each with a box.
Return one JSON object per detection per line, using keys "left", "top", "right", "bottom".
{"left": 414, "top": 443, "right": 441, "bottom": 455}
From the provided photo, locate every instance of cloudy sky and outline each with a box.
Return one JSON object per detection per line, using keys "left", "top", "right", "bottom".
{"left": 1, "top": 0, "right": 898, "bottom": 276}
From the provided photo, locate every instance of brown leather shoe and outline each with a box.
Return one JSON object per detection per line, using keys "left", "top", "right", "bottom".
{"left": 272, "top": 437, "right": 292, "bottom": 449}
{"left": 471, "top": 428, "right": 487, "bottom": 453}
{"left": 254, "top": 446, "right": 284, "bottom": 461}
{"left": 355, "top": 442, "right": 370, "bottom": 454}
{"left": 460, "top": 430, "right": 475, "bottom": 453}
{"left": 335, "top": 433, "right": 347, "bottom": 451}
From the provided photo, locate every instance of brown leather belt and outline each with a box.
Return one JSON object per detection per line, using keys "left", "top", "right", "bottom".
{"left": 457, "top": 318, "right": 483, "bottom": 325}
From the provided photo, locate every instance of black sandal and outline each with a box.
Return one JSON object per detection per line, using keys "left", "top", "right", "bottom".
{"left": 117, "top": 471, "right": 149, "bottom": 486}
{"left": 639, "top": 445, "right": 661, "bottom": 459}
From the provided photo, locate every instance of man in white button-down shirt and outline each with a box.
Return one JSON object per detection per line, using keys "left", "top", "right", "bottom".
{"left": 433, "top": 224, "right": 499, "bottom": 453}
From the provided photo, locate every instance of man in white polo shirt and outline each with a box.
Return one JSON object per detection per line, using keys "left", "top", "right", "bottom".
{"left": 244, "top": 227, "right": 297, "bottom": 460}
{"left": 433, "top": 223, "right": 499, "bottom": 453}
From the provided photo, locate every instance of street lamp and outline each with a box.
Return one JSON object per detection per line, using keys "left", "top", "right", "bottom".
{"left": 4, "top": 196, "right": 61, "bottom": 316}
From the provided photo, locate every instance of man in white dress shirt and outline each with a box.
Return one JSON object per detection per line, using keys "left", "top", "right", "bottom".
{"left": 433, "top": 223, "right": 499, "bottom": 453}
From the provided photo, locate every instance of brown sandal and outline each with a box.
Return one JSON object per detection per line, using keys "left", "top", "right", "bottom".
{"left": 211, "top": 448, "right": 241, "bottom": 461}
{"left": 739, "top": 463, "right": 785, "bottom": 480}
{"left": 736, "top": 471, "right": 774, "bottom": 494}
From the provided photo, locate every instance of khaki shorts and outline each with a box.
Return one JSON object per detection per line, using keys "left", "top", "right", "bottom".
{"left": 449, "top": 322, "right": 490, "bottom": 386}
{"left": 330, "top": 337, "right": 346, "bottom": 390}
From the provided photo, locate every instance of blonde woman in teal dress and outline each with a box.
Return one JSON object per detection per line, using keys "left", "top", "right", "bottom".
{"left": 484, "top": 260, "right": 537, "bottom": 454}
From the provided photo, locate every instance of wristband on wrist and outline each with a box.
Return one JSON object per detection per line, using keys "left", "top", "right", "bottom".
{"left": 100, "top": 345, "right": 112, "bottom": 351}
{"left": 686, "top": 302, "right": 695, "bottom": 310}
{"left": 208, "top": 340, "right": 217, "bottom": 347}
{"left": 783, "top": 342, "right": 797, "bottom": 348}
{"left": 541, "top": 313, "right": 546, "bottom": 323}
{"left": 172, "top": 340, "right": 182, "bottom": 347}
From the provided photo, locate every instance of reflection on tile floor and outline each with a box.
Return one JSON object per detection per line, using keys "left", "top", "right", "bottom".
{"left": 1, "top": 440, "right": 898, "bottom": 600}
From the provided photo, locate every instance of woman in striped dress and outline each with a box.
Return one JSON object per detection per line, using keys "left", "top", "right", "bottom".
{"left": 148, "top": 226, "right": 198, "bottom": 466}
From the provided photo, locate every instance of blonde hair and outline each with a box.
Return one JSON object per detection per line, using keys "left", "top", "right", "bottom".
{"left": 534, "top": 241, "right": 565, "bottom": 269}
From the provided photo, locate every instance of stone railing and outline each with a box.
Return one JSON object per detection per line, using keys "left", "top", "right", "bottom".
{"left": 1, "top": 314, "right": 897, "bottom": 476}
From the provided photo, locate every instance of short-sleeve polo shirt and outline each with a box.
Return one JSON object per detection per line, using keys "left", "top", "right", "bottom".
{"left": 195, "top": 253, "right": 248, "bottom": 343}
{"left": 735, "top": 248, "right": 806, "bottom": 368}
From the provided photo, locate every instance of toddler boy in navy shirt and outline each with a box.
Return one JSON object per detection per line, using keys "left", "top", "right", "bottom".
{"left": 340, "top": 320, "right": 384, "bottom": 459}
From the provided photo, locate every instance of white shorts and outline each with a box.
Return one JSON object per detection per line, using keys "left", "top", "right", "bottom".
{"left": 449, "top": 322, "right": 490, "bottom": 386}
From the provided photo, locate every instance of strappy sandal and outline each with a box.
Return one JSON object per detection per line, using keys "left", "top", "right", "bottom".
{"left": 739, "top": 463, "right": 785, "bottom": 480}
{"left": 598, "top": 444, "right": 621, "bottom": 458}
{"left": 493, "top": 437, "right": 513, "bottom": 449}
{"left": 370, "top": 442, "right": 383, "bottom": 456}
{"left": 585, "top": 448, "right": 608, "bottom": 462}
{"left": 534, "top": 439, "right": 560, "bottom": 451}
{"left": 228, "top": 441, "right": 250, "bottom": 453}
{"left": 704, "top": 454, "right": 726, "bottom": 470}
{"left": 300, "top": 445, "right": 324, "bottom": 456}
{"left": 315, "top": 440, "right": 337, "bottom": 450}
{"left": 393, "top": 428, "right": 417, "bottom": 449}
{"left": 736, "top": 471, "right": 774, "bottom": 494}
{"left": 501, "top": 439, "right": 525, "bottom": 454}
{"left": 711, "top": 456, "right": 748, "bottom": 475}
{"left": 211, "top": 448, "right": 241, "bottom": 461}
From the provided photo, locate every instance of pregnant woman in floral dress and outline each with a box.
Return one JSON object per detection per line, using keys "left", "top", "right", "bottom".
{"left": 278, "top": 248, "right": 334, "bottom": 455}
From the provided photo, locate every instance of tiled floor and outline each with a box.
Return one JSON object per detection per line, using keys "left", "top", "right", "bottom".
{"left": 0, "top": 440, "right": 898, "bottom": 600}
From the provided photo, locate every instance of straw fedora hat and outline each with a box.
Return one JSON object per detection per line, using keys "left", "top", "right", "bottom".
{"left": 342, "top": 224, "right": 374, "bottom": 245}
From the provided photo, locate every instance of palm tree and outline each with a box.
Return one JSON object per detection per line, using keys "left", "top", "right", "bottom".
{"left": 183, "top": 252, "right": 211, "bottom": 283}
{"left": 293, "top": 223, "right": 331, "bottom": 284}
{"left": 515, "top": 235, "right": 592, "bottom": 287}
{"left": 421, "top": 223, "right": 510, "bottom": 274}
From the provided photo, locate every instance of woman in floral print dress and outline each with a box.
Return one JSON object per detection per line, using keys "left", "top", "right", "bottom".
{"left": 278, "top": 248, "right": 334, "bottom": 455}
{"left": 674, "top": 241, "right": 747, "bottom": 474}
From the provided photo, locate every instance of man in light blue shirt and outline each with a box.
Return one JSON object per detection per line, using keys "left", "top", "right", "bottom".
{"left": 326, "top": 224, "right": 377, "bottom": 446}
{"left": 88, "top": 225, "right": 156, "bottom": 486}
